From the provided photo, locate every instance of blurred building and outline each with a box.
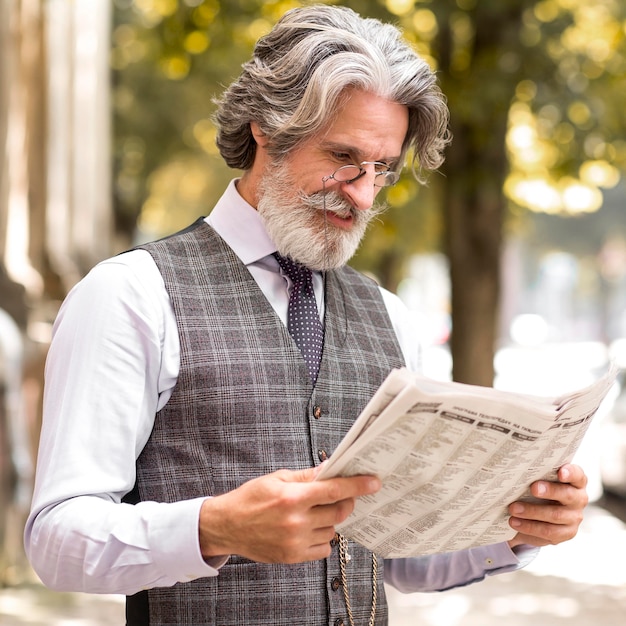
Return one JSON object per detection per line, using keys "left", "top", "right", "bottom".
{"left": 0, "top": 0, "right": 111, "bottom": 583}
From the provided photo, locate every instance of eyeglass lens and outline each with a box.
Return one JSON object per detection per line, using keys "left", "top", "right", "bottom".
{"left": 331, "top": 164, "right": 398, "bottom": 187}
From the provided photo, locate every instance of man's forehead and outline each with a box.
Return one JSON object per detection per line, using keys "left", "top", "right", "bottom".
{"left": 316, "top": 91, "right": 408, "bottom": 155}
{"left": 318, "top": 139, "right": 402, "bottom": 164}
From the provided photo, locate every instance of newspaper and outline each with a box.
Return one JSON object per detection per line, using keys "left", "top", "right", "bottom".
{"left": 316, "top": 365, "right": 618, "bottom": 558}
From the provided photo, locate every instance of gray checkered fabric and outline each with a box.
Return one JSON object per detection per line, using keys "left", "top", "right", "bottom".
{"left": 126, "top": 219, "right": 405, "bottom": 625}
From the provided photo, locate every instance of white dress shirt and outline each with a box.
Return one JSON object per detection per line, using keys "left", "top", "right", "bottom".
{"left": 24, "top": 180, "right": 531, "bottom": 595}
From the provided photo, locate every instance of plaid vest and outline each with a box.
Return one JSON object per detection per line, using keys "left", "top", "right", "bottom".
{"left": 126, "top": 220, "right": 405, "bottom": 625}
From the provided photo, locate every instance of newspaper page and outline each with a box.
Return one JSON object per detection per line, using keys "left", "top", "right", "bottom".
{"left": 316, "top": 365, "right": 618, "bottom": 558}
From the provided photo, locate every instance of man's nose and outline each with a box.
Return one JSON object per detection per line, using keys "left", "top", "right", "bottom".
{"left": 340, "top": 169, "right": 380, "bottom": 212}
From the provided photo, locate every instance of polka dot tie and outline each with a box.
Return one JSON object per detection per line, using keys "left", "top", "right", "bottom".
{"left": 274, "top": 253, "right": 324, "bottom": 385}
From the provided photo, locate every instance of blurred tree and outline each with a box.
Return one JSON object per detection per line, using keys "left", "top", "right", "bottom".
{"left": 111, "top": 0, "right": 272, "bottom": 239}
{"left": 1, "top": 0, "right": 112, "bottom": 582}
{"left": 112, "top": 0, "right": 626, "bottom": 385}
{"left": 0, "top": 0, "right": 45, "bottom": 583}
{"left": 427, "top": 0, "right": 626, "bottom": 385}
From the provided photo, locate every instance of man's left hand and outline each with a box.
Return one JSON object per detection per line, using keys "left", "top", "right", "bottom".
{"left": 507, "top": 463, "right": 588, "bottom": 549}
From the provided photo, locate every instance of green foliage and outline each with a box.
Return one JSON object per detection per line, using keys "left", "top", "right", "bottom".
{"left": 112, "top": 0, "right": 626, "bottom": 286}
{"left": 112, "top": 0, "right": 263, "bottom": 234}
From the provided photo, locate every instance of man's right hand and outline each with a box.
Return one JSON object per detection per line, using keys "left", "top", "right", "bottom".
{"left": 198, "top": 467, "right": 381, "bottom": 564}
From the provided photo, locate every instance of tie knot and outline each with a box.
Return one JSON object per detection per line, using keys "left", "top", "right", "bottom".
{"left": 273, "top": 253, "right": 311, "bottom": 291}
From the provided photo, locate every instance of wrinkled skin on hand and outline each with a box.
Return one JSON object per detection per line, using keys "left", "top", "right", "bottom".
{"left": 507, "top": 464, "right": 588, "bottom": 549}
{"left": 199, "top": 466, "right": 381, "bottom": 563}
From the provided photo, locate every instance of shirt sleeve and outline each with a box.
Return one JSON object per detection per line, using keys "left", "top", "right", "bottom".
{"left": 24, "top": 252, "right": 220, "bottom": 595}
{"left": 378, "top": 286, "right": 421, "bottom": 372}
{"left": 384, "top": 544, "right": 539, "bottom": 593}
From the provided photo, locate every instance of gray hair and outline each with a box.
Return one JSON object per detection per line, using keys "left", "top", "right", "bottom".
{"left": 213, "top": 5, "right": 450, "bottom": 182}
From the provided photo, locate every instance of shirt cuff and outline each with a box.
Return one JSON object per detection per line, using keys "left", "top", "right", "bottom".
{"left": 481, "top": 541, "right": 539, "bottom": 574}
{"left": 147, "top": 497, "right": 228, "bottom": 583}
{"left": 510, "top": 543, "right": 540, "bottom": 570}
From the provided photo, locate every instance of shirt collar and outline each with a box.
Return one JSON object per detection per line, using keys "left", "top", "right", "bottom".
{"left": 205, "top": 179, "right": 276, "bottom": 265}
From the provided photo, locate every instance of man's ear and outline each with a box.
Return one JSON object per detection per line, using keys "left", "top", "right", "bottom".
{"left": 250, "top": 121, "right": 270, "bottom": 148}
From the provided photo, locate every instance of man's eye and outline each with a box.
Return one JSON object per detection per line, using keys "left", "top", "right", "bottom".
{"left": 331, "top": 152, "right": 352, "bottom": 162}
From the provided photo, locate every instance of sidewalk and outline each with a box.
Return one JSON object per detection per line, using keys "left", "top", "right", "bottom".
{"left": 0, "top": 584, "right": 125, "bottom": 625}
{"left": 1, "top": 504, "right": 625, "bottom": 625}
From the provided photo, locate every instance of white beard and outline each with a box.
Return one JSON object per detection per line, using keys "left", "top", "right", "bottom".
{"left": 256, "top": 165, "right": 386, "bottom": 271}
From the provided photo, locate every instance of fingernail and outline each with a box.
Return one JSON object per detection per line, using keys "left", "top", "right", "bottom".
{"left": 368, "top": 477, "right": 382, "bottom": 492}
{"left": 560, "top": 467, "right": 570, "bottom": 481}
{"left": 537, "top": 482, "right": 547, "bottom": 496}
{"left": 511, "top": 503, "right": 524, "bottom": 515}
{"left": 510, "top": 518, "right": 522, "bottom": 528}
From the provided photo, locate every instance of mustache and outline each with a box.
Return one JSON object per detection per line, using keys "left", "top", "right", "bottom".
{"left": 301, "top": 189, "right": 388, "bottom": 221}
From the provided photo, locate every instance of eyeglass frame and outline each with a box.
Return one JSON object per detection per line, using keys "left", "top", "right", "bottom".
{"left": 321, "top": 161, "right": 400, "bottom": 188}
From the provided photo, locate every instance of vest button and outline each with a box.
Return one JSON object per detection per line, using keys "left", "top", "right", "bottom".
{"left": 313, "top": 405, "right": 322, "bottom": 419}
{"left": 331, "top": 576, "right": 342, "bottom": 591}
{"left": 318, "top": 449, "right": 328, "bottom": 461}
{"left": 334, "top": 619, "right": 345, "bottom": 626}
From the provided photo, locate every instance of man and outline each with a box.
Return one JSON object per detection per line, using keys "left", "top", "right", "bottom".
{"left": 25, "top": 6, "right": 588, "bottom": 626}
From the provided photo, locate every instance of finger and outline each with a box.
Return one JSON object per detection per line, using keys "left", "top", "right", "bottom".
{"left": 508, "top": 498, "right": 584, "bottom": 548}
{"left": 509, "top": 500, "right": 576, "bottom": 524}
{"left": 557, "top": 463, "right": 587, "bottom": 489}
{"left": 298, "top": 538, "right": 335, "bottom": 563}
{"left": 279, "top": 470, "right": 381, "bottom": 507}
{"left": 310, "top": 524, "right": 339, "bottom": 546}
{"left": 509, "top": 516, "right": 579, "bottom": 545}
{"left": 274, "top": 525, "right": 337, "bottom": 563}
{"left": 311, "top": 498, "right": 357, "bottom": 527}
{"left": 272, "top": 520, "right": 346, "bottom": 564}
{"left": 315, "top": 475, "right": 382, "bottom": 506}
{"left": 528, "top": 478, "right": 588, "bottom": 508}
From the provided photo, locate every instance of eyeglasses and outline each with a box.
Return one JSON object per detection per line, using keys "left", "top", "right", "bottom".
{"left": 322, "top": 161, "right": 400, "bottom": 188}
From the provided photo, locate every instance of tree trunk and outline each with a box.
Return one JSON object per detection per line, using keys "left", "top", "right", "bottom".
{"left": 442, "top": 122, "right": 505, "bottom": 386}
{"left": 437, "top": 5, "right": 525, "bottom": 386}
